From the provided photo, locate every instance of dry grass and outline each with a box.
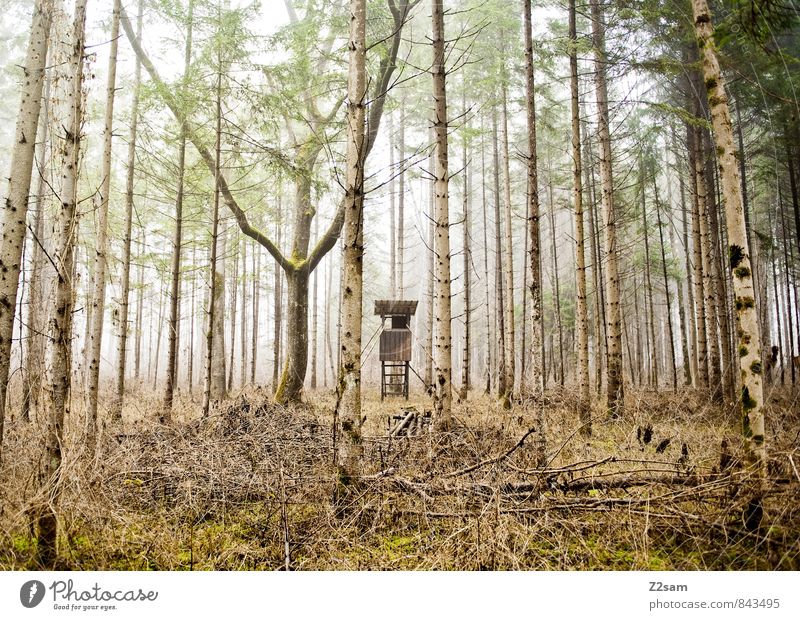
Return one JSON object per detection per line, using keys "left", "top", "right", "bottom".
{"left": 0, "top": 383, "right": 798, "bottom": 570}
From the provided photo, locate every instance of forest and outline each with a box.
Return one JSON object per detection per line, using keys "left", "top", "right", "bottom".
{"left": 0, "top": 0, "right": 798, "bottom": 571}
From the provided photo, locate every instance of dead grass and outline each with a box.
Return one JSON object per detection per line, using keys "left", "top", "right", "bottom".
{"left": 0, "top": 383, "right": 798, "bottom": 570}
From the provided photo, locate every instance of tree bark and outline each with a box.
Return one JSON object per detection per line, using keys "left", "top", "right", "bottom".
{"left": 568, "top": 0, "right": 590, "bottom": 433}
{"left": 499, "top": 75, "right": 515, "bottom": 406}
{"left": 431, "top": 0, "right": 452, "bottom": 428}
{"left": 692, "top": 0, "right": 766, "bottom": 485}
{"left": 590, "top": 0, "right": 624, "bottom": 416}
{"left": 0, "top": 0, "right": 52, "bottom": 447}
{"left": 85, "top": 0, "right": 120, "bottom": 442}
{"left": 163, "top": 0, "right": 193, "bottom": 418}
{"left": 460, "top": 90, "right": 471, "bottom": 400}
{"left": 334, "top": 0, "right": 367, "bottom": 497}
{"left": 114, "top": 0, "right": 143, "bottom": 419}
{"left": 39, "top": 0, "right": 87, "bottom": 566}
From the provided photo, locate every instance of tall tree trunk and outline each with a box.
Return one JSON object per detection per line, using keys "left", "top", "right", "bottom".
{"left": 425, "top": 139, "right": 435, "bottom": 389}
{"left": 687, "top": 124, "right": 709, "bottom": 389}
{"left": 310, "top": 217, "right": 318, "bottom": 390}
{"left": 39, "top": 0, "right": 87, "bottom": 566}
{"left": 86, "top": 0, "right": 120, "bottom": 442}
{"left": 569, "top": 0, "right": 590, "bottom": 432}
{"left": 653, "top": 163, "right": 678, "bottom": 392}
{"left": 481, "top": 116, "right": 492, "bottom": 394}
{"left": 460, "top": 91, "right": 471, "bottom": 400}
{"left": 272, "top": 195, "right": 283, "bottom": 391}
{"left": 694, "top": 126, "right": 722, "bottom": 398}
{"left": 583, "top": 116, "right": 604, "bottom": 393}
{"left": 548, "top": 176, "right": 564, "bottom": 387}
{"left": 334, "top": 0, "right": 367, "bottom": 497}
{"left": 189, "top": 245, "right": 197, "bottom": 395}
{"left": 692, "top": 0, "right": 766, "bottom": 490}
{"left": 134, "top": 231, "right": 144, "bottom": 381}
{"left": 203, "top": 54, "right": 226, "bottom": 416}
{"left": 673, "top": 125, "right": 697, "bottom": 385}
{"left": 250, "top": 244, "right": 260, "bottom": 384}
{"left": 590, "top": 0, "right": 624, "bottom": 416}
{"left": 228, "top": 236, "right": 238, "bottom": 391}
{"left": 114, "top": 0, "right": 143, "bottom": 419}
{"left": 779, "top": 188, "right": 796, "bottom": 384}
{"left": 0, "top": 0, "right": 52, "bottom": 446}
{"left": 22, "top": 75, "right": 51, "bottom": 424}
{"left": 240, "top": 239, "right": 248, "bottom": 388}
{"left": 431, "top": 0, "right": 452, "bottom": 428}
{"left": 389, "top": 113, "right": 397, "bottom": 299}
{"left": 640, "top": 154, "right": 658, "bottom": 387}
{"left": 163, "top": 0, "right": 193, "bottom": 418}
{"left": 492, "top": 109, "right": 506, "bottom": 399}
{"left": 398, "top": 97, "right": 406, "bottom": 299}
{"left": 499, "top": 75, "right": 515, "bottom": 406}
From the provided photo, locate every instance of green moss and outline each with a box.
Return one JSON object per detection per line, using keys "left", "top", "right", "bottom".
{"left": 741, "top": 386, "right": 757, "bottom": 412}
{"left": 735, "top": 296, "right": 755, "bottom": 311}
{"left": 729, "top": 244, "right": 745, "bottom": 268}
{"left": 704, "top": 77, "right": 717, "bottom": 90}
{"left": 734, "top": 266, "right": 751, "bottom": 279}
{"left": 750, "top": 360, "right": 762, "bottom": 375}
{"left": 739, "top": 345, "right": 748, "bottom": 357}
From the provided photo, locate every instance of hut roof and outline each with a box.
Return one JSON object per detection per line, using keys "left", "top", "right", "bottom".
{"left": 374, "top": 299, "right": 419, "bottom": 317}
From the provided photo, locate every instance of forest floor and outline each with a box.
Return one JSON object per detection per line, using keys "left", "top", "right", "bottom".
{"left": 0, "top": 384, "right": 798, "bottom": 570}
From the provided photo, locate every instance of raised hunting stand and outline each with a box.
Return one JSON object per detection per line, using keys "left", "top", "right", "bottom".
{"left": 375, "top": 299, "right": 418, "bottom": 400}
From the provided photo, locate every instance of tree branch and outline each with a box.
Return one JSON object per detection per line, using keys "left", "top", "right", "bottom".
{"left": 119, "top": 5, "right": 294, "bottom": 274}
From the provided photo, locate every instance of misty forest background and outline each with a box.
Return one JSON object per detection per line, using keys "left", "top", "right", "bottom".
{"left": 0, "top": 0, "right": 799, "bottom": 570}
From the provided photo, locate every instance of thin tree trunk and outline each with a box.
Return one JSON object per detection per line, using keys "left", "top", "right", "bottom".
{"left": 114, "top": 0, "right": 143, "bottom": 419}
{"left": 228, "top": 236, "right": 238, "bottom": 391}
{"left": 134, "top": 231, "right": 144, "bottom": 381}
{"left": 398, "top": 97, "right": 405, "bottom": 299}
{"left": 548, "top": 176, "right": 564, "bottom": 387}
{"left": 692, "top": 0, "right": 766, "bottom": 489}
{"left": 389, "top": 113, "right": 397, "bottom": 299}
{"left": 22, "top": 75, "right": 51, "bottom": 424}
{"left": 431, "top": 0, "right": 452, "bottom": 428}
{"left": 640, "top": 154, "right": 658, "bottom": 388}
{"left": 310, "top": 216, "right": 318, "bottom": 390}
{"left": 590, "top": 0, "right": 624, "bottom": 416}
{"left": 250, "top": 243, "right": 260, "bottom": 385}
{"left": 85, "top": 0, "right": 120, "bottom": 441}
{"left": 240, "top": 239, "right": 248, "bottom": 388}
{"left": 188, "top": 244, "right": 196, "bottom": 395}
{"left": 273, "top": 195, "right": 283, "bottom": 391}
{"left": 687, "top": 126, "right": 709, "bottom": 392}
{"left": 569, "top": 0, "right": 590, "bottom": 432}
{"left": 653, "top": 162, "right": 678, "bottom": 392}
{"left": 203, "top": 50, "right": 226, "bottom": 416}
{"left": 499, "top": 75, "right": 515, "bottom": 406}
{"left": 491, "top": 108, "right": 506, "bottom": 400}
{"left": 334, "top": 0, "right": 367, "bottom": 497}
{"left": 39, "top": 0, "right": 87, "bottom": 566}
{"left": 481, "top": 115, "right": 492, "bottom": 395}
{"left": 163, "top": 0, "right": 193, "bottom": 418}
{"left": 460, "top": 89, "right": 471, "bottom": 400}
{"left": 0, "top": 0, "right": 52, "bottom": 443}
